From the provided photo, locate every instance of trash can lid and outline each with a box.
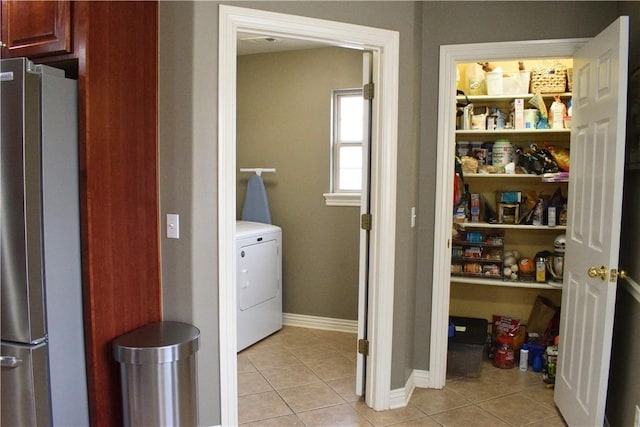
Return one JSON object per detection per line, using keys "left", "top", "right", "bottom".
{"left": 113, "top": 321, "right": 200, "bottom": 364}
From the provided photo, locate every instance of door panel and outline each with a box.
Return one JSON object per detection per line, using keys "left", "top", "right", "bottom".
{"left": 238, "top": 240, "right": 279, "bottom": 311}
{"left": 555, "top": 17, "right": 628, "bottom": 427}
{"left": 0, "top": 342, "right": 51, "bottom": 427}
{"left": 0, "top": 59, "right": 47, "bottom": 344}
{"left": 356, "top": 51, "right": 373, "bottom": 397}
{"left": 1, "top": 0, "right": 71, "bottom": 59}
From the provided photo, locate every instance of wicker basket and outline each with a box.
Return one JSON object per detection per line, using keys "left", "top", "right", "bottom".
{"left": 530, "top": 64, "right": 567, "bottom": 93}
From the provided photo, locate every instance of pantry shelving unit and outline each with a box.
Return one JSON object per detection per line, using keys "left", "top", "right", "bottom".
{"left": 451, "top": 62, "right": 571, "bottom": 295}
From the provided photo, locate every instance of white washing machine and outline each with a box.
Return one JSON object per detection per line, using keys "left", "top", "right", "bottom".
{"left": 236, "top": 220, "right": 282, "bottom": 352}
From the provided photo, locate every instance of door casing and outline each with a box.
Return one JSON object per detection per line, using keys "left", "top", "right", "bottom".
{"left": 430, "top": 38, "right": 590, "bottom": 388}
{"left": 218, "top": 6, "right": 399, "bottom": 426}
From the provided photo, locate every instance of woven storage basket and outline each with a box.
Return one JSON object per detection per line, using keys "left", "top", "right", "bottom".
{"left": 530, "top": 64, "right": 567, "bottom": 93}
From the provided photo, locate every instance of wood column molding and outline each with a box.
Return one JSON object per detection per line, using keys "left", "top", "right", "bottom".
{"left": 76, "top": 2, "right": 160, "bottom": 425}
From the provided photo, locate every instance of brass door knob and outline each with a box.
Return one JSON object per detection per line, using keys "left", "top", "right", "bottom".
{"left": 588, "top": 266, "right": 608, "bottom": 280}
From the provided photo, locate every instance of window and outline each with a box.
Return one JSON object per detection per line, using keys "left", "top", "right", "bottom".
{"left": 324, "top": 88, "right": 364, "bottom": 206}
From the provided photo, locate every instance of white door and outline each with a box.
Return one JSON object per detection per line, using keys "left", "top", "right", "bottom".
{"left": 356, "top": 51, "right": 374, "bottom": 397}
{"left": 555, "top": 16, "right": 629, "bottom": 427}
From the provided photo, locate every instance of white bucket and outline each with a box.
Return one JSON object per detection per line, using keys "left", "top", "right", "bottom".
{"left": 486, "top": 72, "right": 504, "bottom": 96}
{"left": 487, "top": 71, "right": 531, "bottom": 95}
{"left": 503, "top": 71, "right": 531, "bottom": 94}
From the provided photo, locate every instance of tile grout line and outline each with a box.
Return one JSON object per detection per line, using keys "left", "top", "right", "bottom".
{"left": 239, "top": 326, "right": 562, "bottom": 426}
{"left": 247, "top": 335, "right": 356, "bottom": 424}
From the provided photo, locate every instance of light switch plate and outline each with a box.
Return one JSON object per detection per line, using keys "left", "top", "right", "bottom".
{"left": 167, "top": 214, "right": 179, "bottom": 239}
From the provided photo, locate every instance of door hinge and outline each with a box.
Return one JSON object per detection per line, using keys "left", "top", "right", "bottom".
{"left": 364, "top": 82, "right": 374, "bottom": 100}
{"left": 358, "top": 339, "right": 369, "bottom": 356}
{"left": 361, "top": 213, "right": 372, "bottom": 231}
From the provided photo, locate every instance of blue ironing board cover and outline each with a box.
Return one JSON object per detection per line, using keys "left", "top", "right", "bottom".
{"left": 241, "top": 174, "right": 272, "bottom": 224}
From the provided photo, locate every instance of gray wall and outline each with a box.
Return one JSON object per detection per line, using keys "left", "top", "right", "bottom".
{"left": 606, "top": 3, "right": 640, "bottom": 426}
{"left": 415, "top": 0, "right": 619, "bottom": 371}
{"left": 236, "top": 47, "right": 362, "bottom": 320}
{"left": 159, "top": 2, "right": 221, "bottom": 423}
{"left": 158, "top": 2, "right": 636, "bottom": 425}
{"left": 159, "top": 2, "right": 421, "bottom": 423}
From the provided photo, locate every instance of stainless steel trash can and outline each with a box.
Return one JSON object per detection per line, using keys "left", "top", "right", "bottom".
{"left": 113, "top": 321, "right": 200, "bottom": 427}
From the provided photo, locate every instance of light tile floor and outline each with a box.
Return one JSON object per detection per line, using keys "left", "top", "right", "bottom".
{"left": 237, "top": 326, "right": 567, "bottom": 426}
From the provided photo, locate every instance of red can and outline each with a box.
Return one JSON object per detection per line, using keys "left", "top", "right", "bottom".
{"left": 493, "top": 335, "right": 515, "bottom": 369}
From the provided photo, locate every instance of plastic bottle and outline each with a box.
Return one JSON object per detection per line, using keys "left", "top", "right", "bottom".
{"left": 492, "top": 139, "right": 513, "bottom": 168}
{"left": 550, "top": 97, "right": 566, "bottom": 129}
{"left": 532, "top": 352, "right": 543, "bottom": 372}
{"left": 519, "top": 344, "right": 529, "bottom": 371}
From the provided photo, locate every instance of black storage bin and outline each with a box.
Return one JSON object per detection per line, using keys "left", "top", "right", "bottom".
{"left": 447, "top": 316, "right": 488, "bottom": 378}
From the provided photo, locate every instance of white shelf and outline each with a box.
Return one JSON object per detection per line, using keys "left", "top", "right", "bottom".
{"left": 456, "top": 128, "right": 570, "bottom": 135}
{"left": 456, "top": 222, "right": 567, "bottom": 231}
{"left": 463, "top": 173, "right": 568, "bottom": 181}
{"left": 451, "top": 275, "right": 563, "bottom": 290}
{"left": 456, "top": 93, "right": 572, "bottom": 102}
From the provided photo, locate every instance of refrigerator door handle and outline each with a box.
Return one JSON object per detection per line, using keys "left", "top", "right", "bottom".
{"left": 0, "top": 355, "right": 24, "bottom": 368}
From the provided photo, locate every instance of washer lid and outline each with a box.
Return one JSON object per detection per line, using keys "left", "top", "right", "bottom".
{"left": 236, "top": 220, "right": 281, "bottom": 237}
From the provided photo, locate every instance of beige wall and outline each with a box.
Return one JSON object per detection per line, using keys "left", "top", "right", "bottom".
{"left": 233, "top": 1, "right": 423, "bottom": 391}
{"left": 236, "top": 47, "right": 362, "bottom": 320}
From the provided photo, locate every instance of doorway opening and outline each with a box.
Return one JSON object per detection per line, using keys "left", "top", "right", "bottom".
{"left": 430, "top": 39, "right": 588, "bottom": 390}
{"left": 431, "top": 20, "right": 629, "bottom": 426}
{"left": 218, "top": 6, "right": 400, "bottom": 426}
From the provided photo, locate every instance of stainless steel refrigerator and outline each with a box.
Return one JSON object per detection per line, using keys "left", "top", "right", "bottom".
{"left": 1, "top": 58, "right": 89, "bottom": 426}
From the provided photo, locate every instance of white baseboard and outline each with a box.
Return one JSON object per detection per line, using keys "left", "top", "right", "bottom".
{"left": 388, "top": 369, "right": 433, "bottom": 409}
{"left": 389, "top": 371, "right": 414, "bottom": 409}
{"left": 413, "top": 369, "right": 430, "bottom": 388}
{"left": 390, "top": 369, "right": 435, "bottom": 409}
{"left": 282, "top": 312, "right": 358, "bottom": 334}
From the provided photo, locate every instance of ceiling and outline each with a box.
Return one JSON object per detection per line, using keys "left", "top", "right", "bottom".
{"left": 237, "top": 32, "right": 332, "bottom": 56}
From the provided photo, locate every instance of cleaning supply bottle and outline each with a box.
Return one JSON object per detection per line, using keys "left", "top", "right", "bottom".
{"left": 519, "top": 344, "right": 529, "bottom": 371}
{"left": 550, "top": 96, "right": 566, "bottom": 129}
{"left": 532, "top": 351, "right": 543, "bottom": 372}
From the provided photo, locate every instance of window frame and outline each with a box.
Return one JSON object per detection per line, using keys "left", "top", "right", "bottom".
{"left": 324, "top": 88, "right": 363, "bottom": 207}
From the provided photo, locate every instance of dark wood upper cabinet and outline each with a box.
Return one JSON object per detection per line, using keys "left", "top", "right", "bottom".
{"left": 1, "top": 0, "right": 72, "bottom": 59}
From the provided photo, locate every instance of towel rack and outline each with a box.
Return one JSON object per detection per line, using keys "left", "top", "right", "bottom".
{"left": 239, "top": 168, "right": 276, "bottom": 176}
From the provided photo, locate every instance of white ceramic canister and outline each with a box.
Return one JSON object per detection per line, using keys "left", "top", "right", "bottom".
{"left": 492, "top": 139, "right": 513, "bottom": 167}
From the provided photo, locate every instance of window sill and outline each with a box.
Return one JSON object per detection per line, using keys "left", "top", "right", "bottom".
{"left": 323, "top": 192, "right": 361, "bottom": 207}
